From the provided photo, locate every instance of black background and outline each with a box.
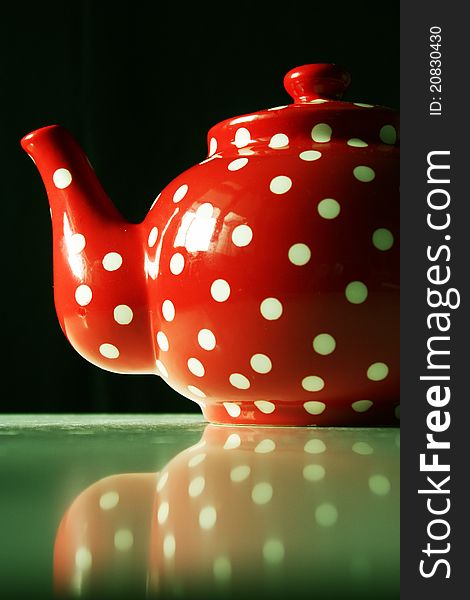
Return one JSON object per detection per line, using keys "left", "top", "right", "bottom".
{"left": 1, "top": 1, "right": 399, "bottom": 413}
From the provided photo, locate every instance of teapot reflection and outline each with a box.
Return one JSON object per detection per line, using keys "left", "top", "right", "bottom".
{"left": 54, "top": 426, "right": 399, "bottom": 599}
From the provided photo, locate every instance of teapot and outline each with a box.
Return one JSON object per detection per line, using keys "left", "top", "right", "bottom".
{"left": 21, "top": 64, "right": 399, "bottom": 426}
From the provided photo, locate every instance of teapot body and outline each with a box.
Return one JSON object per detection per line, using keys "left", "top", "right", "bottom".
{"left": 22, "top": 64, "right": 399, "bottom": 426}
{"left": 145, "top": 129, "right": 399, "bottom": 426}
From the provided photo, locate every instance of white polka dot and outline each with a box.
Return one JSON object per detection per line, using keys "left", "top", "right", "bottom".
{"left": 189, "top": 476, "right": 205, "bottom": 498}
{"left": 162, "top": 300, "right": 175, "bottom": 321}
{"left": 102, "top": 252, "right": 122, "bottom": 271}
{"left": 254, "top": 439, "right": 275, "bottom": 453}
{"left": 99, "top": 491, "right": 119, "bottom": 510}
{"left": 75, "top": 284, "right": 92, "bottom": 306}
{"left": 260, "top": 297, "right": 283, "bottom": 320}
{"left": 251, "top": 482, "right": 273, "bottom": 505}
{"left": 223, "top": 433, "right": 241, "bottom": 449}
{"left": 173, "top": 184, "right": 188, "bottom": 203}
{"left": 229, "top": 373, "right": 250, "bottom": 390}
{"left": 372, "top": 228, "right": 394, "bottom": 251}
{"left": 114, "top": 528, "right": 134, "bottom": 551}
{"left": 211, "top": 279, "right": 230, "bottom": 302}
{"left": 299, "top": 150, "right": 322, "bottom": 161}
{"left": 268, "top": 133, "right": 289, "bottom": 148}
{"left": 75, "top": 547, "right": 92, "bottom": 570}
{"left": 69, "top": 233, "right": 85, "bottom": 254}
{"left": 372, "top": 227, "right": 394, "bottom": 251}
{"left": 312, "top": 333, "right": 336, "bottom": 355}
{"left": 163, "top": 534, "right": 175, "bottom": 559}
{"left": 379, "top": 125, "right": 397, "bottom": 145}
{"left": 156, "top": 360, "right": 169, "bottom": 378}
{"left": 170, "top": 253, "right": 185, "bottom": 275}
{"left": 301, "top": 376, "right": 325, "bottom": 392}
{"left": 352, "top": 441, "right": 374, "bottom": 455}
{"left": 352, "top": 400, "right": 373, "bottom": 413}
{"left": 188, "top": 452, "right": 206, "bottom": 467}
{"left": 353, "top": 166, "right": 376, "bottom": 182}
{"left": 311, "top": 123, "right": 332, "bottom": 143}
{"left": 209, "top": 137, "right": 218, "bottom": 156}
{"left": 198, "top": 329, "right": 216, "bottom": 351}
{"left": 148, "top": 227, "right": 158, "bottom": 247}
{"left": 262, "top": 539, "right": 285, "bottom": 564}
{"left": 196, "top": 203, "right": 214, "bottom": 218}
{"left": 304, "top": 439, "right": 326, "bottom": 454}
{"left": 288, "top": 243, "right": 311, "bottom": 266}
{"left": 228, "top": 157, "right": 249, "bottom": 171}
{"left": 188, "top": 357, "right": 205, "bottom": 377}
{"left": 303, "top": 464, "right": 326, "bottom": 482}
{"left": 250, "top": 354, "right": 272, "bottom": 374}
{"left": 304, "top": 401, "right": 326, "bottom": 415}
{"left": 213, "top": 556, "right": 232, "bottom": 582}
{"left": 113, "top": 304, "right": 133, "bottom": 325}
{"left": 309, "top": 98, "right": 329, "bottom": 104}
{"left": 231, "top": 224, "right": 253, "bottom": 247}
{"left": 354, "top": 102, "right": 374, "bottom": 108}
{"left": 157, "top": 331, "right": 169, "bottom": 351}
{"left": 315, "top": 503, "right": 338, "bottom": 527}
{"left": 234, "top": 127, "right": 251, "bottom": 148}
{"left": 345, "top": 281, "right": 368, "bottom": 304}
{"left": 223, "top": 402, "right": 241, "bottom": 417}
{"left": 368, "top": 474, "right": 391, "bottom": 496}
{"left": 269, "top": 175, "right": 292, "bottom": 194}
{"left": 267, "top": 105, "right": 289, "bottom": 111}
{"left": 367, "top": 362, "right": 389, "bottom": 381}
{"left": 188, "top": 385, "right": 206, "bottom": 398}
{"left": 157, "top": 502, "right": 169, "bottom": 524}
{"left": 199, "top": 505, "right": 217, "bottom": 530}
{"left": 53, "top": 168, "right": 72, "bottom": 189}
{"left": 254, "top": 400, "right": 275, "bottom": 414}
{"left": 230, "top": 465, "right": 251, "bottom": 482}
{"left": 317, "top": 198, "right": 340, "bottom": 219}
{"left": 99, "top": 343, "right": 120, "bottom": 359}
{"left": 347, "top": 138, "right": 368, "bottom": 147}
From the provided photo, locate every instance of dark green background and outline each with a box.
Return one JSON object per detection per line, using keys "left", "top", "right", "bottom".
{"left": 1, "top": 1, "right": 399, "bottom": 413}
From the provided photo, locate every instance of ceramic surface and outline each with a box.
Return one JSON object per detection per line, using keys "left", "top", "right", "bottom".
{"left": 21, "top": 64, "right": 399, "bottom": 426}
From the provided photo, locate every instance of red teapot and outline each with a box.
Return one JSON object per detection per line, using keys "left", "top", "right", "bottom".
{"left": 21, "top": 64, "right": 399, "bottom": 426}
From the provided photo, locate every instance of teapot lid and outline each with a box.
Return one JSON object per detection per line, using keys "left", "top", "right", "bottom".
{"left": 206, "top": 64, "right": 399, "bottom": 157}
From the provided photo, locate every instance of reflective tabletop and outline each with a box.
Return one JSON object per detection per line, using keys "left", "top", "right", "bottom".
{"left": 0, "top": 415, "right": 399, "bottom": 599}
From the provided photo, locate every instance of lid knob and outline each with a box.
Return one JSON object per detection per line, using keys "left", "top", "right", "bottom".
{"left": 284, "top": 64, "right": 351, "bottom": 103}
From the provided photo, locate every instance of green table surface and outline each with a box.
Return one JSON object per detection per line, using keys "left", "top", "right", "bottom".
{"left": 0, "top": 415, "right": 399, "bottom": 599}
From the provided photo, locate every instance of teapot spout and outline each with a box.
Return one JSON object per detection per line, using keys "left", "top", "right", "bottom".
{"left": 21, "top": 125, "right": 125, "bottom": 224}
{"left": 21, "top": 125, "right": 157, "bottom": 374}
